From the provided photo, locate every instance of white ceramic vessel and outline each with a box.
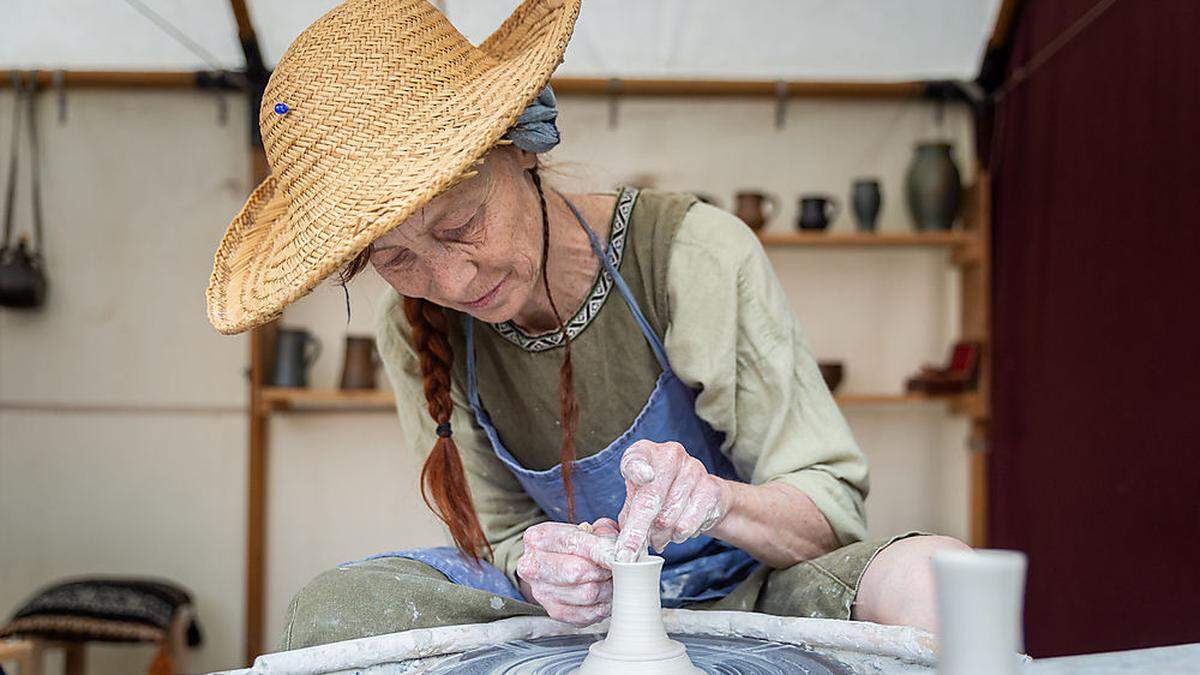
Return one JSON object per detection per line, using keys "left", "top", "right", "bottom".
{"left": 576, "top": 555, "right": 702, "bottom": 674}
{"left": 932, "top": 548, "right": 1027, "bottom": 675}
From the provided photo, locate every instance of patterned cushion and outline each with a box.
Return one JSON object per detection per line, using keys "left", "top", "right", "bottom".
{"left": 0, "top": 578, "right": 201, "bottom": 646}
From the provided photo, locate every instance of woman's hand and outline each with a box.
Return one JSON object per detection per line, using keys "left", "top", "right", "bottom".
{"left": 516, "top": 519, "right": 618, "bottom": 626}
{"left": 614, "top": 440, "right": 733, "bottom": 563}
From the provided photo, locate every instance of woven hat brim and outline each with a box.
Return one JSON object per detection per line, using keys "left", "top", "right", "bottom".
{"left": 206, "top": 0, "right": 581, "bottom": 335}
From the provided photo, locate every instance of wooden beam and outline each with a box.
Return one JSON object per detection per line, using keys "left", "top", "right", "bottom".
{"left": 0, "top": 70, "right": 240, "bottom": 90}
{"left": 550, "top": 77, "right": 926, "bottom": 99}
{"left": 230, "top": 0, "right": 256, "bottom": 43}
{"left": 1, "top": 71, "right": 927, "bottom": 99}
{"left": 989, "top": 0, "right": 1021, "bottom": 49}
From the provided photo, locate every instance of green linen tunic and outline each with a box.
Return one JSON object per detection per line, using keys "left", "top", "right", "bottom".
{"left": 375, "top": 186, "right": 870, "bottom": 588}
{"left": 275, "top": 187, "right": 924, "bottom": 652}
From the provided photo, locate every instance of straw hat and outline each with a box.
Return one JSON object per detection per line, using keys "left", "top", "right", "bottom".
{"left": 206, "top": 0, "right": 582, "bottom": 334}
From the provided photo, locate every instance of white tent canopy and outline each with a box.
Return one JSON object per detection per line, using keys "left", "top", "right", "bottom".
{"left": 5, "top": 0, "right": 1002, "bottom": 82}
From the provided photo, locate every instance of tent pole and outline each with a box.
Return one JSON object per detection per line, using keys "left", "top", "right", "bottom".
{"left": 226, "top": 0, "right": 271, "bottom": 666}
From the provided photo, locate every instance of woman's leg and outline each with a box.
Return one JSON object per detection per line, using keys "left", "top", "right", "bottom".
{"left": 279, "top": 556, "right": 544, "bottom": 650}
{"left": 851, "top": 535, "right": 970, "bottom": 633}
{"left": 691, "top": 532, "right": 969, "bottom": 634}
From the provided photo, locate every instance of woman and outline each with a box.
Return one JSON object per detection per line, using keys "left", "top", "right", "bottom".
{"left": 206, "top": 0, "right": 969, "bottom": 652}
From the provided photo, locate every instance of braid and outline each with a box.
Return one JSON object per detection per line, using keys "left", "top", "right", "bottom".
{"left": 530, "top": 167, "right": 579, "bottom": 523}
{"left": 403, "top": 296, "right": 491, "bottom": 561}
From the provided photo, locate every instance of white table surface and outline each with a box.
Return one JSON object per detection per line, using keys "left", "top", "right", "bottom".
{"left": 1025, "top": 643, "right": 1200, "bottom": 674}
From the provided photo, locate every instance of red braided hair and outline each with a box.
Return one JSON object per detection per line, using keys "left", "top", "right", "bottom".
{"left": 340, "top": 165, "right": 579, "bottom": 559}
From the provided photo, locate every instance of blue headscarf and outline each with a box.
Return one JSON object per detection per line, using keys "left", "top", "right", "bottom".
{"left": 502, "top": 85, "right": 560, "bottom": 153}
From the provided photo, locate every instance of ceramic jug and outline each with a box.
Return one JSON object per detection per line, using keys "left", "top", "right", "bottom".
{"left": 272, "top": 328, "right": 322, "bottom": 388}
{"left": 339, "top": 335, "right": 382, "bottom": 390}
{"left": 734, "top": 191, "right": 778, "bottom": 231}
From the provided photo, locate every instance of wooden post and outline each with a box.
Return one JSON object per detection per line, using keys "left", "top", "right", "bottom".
{"left": 246, "top": 325, "right": 268, "bottom": 663}
{"left": 228, "top": 0, "right": 272, "bottom": 662}
{"left": 960, "top": 168, "right": 993, "bottom": 548}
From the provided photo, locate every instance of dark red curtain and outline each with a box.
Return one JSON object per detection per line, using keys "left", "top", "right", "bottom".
{"left": 989, "top": 0, "right": 1200, "bottom": 658}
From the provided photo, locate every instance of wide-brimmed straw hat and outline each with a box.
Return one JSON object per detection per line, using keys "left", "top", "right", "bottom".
{"left": 206, "top": 0, "right": 581, "bottom": 334}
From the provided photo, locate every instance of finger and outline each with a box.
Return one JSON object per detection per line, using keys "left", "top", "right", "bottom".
{"left": 591, "top": 520, "right": 620, "bottom": 562}
{"left": 618, "top": 475, "right": 636, "bottom": 528}
{"left": 592, "top": 517, "right": 619, "bottom": 538}
{"left": 616, "top": 442, "right": 690, "bottom": 561}
{"left": 672, "top": 484, "right": 722, "bottom": 542}
{"left": 619, "top": 441, "right": 659, "bottom": 485}
{"left": 524, "top": 523, "right": 614, "bottom": 568}
{"left": 614, "top": 487, "right": 663, "bottom": 562}
{"left": 540, "top": 579, "right": 613, "bottom": 606}
{"left": 650, "top": 462, "right": 705, "bottom": 551}
{"left": 517, "top": 551, "right": 611, "bottom": 585}
{"left": 550, "top": 600, "right": 611, "bottom": 627}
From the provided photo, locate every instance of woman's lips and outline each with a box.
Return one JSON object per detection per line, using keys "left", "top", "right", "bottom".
{"left": 462, "top": 276, "right": 506, "bottom": 310}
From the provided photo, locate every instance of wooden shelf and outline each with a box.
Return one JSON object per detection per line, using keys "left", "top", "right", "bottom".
{"left": 242, "top": 173, "right": 993, "bottom": 659}
{"left": 757, "top": 230, "right": 976, "bottom": 252}
{"left": 259, "top": 387, "right": 980, "bottom": 414}
{"left": 260, "top": 387, "right": 394, "bottom": 413}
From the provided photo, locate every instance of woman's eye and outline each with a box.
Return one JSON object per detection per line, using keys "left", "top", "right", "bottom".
{"left": 385, "top": 248, "right": 416, "bottom": 267}
{"left": 442, "top": 214, "right": 480, "bottom": 241}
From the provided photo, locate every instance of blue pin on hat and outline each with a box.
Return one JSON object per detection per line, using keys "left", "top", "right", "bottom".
{"left": 274, "top": 102, "right": 289, "bottom": 115}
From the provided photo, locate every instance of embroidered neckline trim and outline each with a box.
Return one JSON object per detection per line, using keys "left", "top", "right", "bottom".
{"left": 488, "top": 186, "right": 638, "bottom": 353}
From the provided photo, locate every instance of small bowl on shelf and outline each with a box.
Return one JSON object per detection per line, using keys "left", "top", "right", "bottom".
{"left": 818, "top": 361, "right": 845, "bottom": 393}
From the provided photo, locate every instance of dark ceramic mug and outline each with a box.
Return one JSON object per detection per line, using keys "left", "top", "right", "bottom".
{"left": 797, "top": 195, "right": 840, "bottom": 231}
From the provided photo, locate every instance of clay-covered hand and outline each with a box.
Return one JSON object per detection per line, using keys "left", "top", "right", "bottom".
{"left": 516, "top": 519, "right": 618, "bottom": 627}
{"left": 614, "top": 440, "right": 733, "bottom": 562}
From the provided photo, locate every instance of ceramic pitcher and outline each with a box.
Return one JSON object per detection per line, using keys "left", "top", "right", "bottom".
{"left": 734, "top": 191, "right": 779, "bottom": 231}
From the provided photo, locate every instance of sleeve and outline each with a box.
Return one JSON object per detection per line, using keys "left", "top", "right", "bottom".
{"left": 662, "top": 204, "right": 871, "bottom": 546}
{"left": 374, "top": 289, "right": 548, "bottom": 589}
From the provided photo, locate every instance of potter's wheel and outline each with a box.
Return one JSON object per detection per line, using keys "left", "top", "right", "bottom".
{"left": 421, "top": 633, "right": 853, "bottom": 674}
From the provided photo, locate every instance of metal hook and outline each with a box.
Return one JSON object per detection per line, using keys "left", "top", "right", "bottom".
{"left": 606, "top": 77, "right": 621, "bottom": 131}
{"left": 52, "top": 70, "right": 67, "bottom": 125}
{"left": 774, "top": 80, "right": 789, "bottom": 130}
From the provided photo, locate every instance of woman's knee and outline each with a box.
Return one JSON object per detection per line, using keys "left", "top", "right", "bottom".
{"left": 853, "top": 535, "right": 970, "bottom": 633}
{"left": 279, "top": 558, "right": 444, "bottom": 651}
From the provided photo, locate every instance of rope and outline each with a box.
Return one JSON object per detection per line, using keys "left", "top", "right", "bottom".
{"left": 993, "top": 0, "right": 1123, "bottom": 103}
{"left": 121, "top": 0, "right": 227, "bottom": 70}
{"left": 988, "top": 0, "right": 1124, "bottom": 173}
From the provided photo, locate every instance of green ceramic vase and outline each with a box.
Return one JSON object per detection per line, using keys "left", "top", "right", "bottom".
{"left": 905, "top": 142, "right": 962, "bottom": 230}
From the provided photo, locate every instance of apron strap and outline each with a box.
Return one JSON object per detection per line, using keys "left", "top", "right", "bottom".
{"left": 464, "top": 314, "right": 484, "bottom": 410}
{"left": 556, "top": 189, "right": 672, "bottom": 373}
{"left": 464, "top": 187, "right": 675, "bottom": 408}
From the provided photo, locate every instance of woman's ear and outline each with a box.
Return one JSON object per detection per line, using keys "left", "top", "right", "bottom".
{"left": 513, "top": 146, "right": 539, "bottom": 171}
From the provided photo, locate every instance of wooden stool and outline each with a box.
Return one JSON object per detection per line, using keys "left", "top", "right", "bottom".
{"left": 0, "top": 610, "right": 190, "bottom": 675}
{"left": 0, "top": 639, "right": 38, "bottom": 675}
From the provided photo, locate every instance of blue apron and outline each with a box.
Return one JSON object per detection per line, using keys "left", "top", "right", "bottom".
{"left": 349, "top": 192, "right": 759, "bottom": 607}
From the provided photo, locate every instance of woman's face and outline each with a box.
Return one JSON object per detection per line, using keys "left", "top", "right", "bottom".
{"left": 369, "top": 145, "right": 543, "bottom": 323}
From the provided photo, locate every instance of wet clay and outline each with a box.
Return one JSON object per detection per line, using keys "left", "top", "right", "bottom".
{"left": 576, "top": 555, "right": 701, "bottom": 674}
